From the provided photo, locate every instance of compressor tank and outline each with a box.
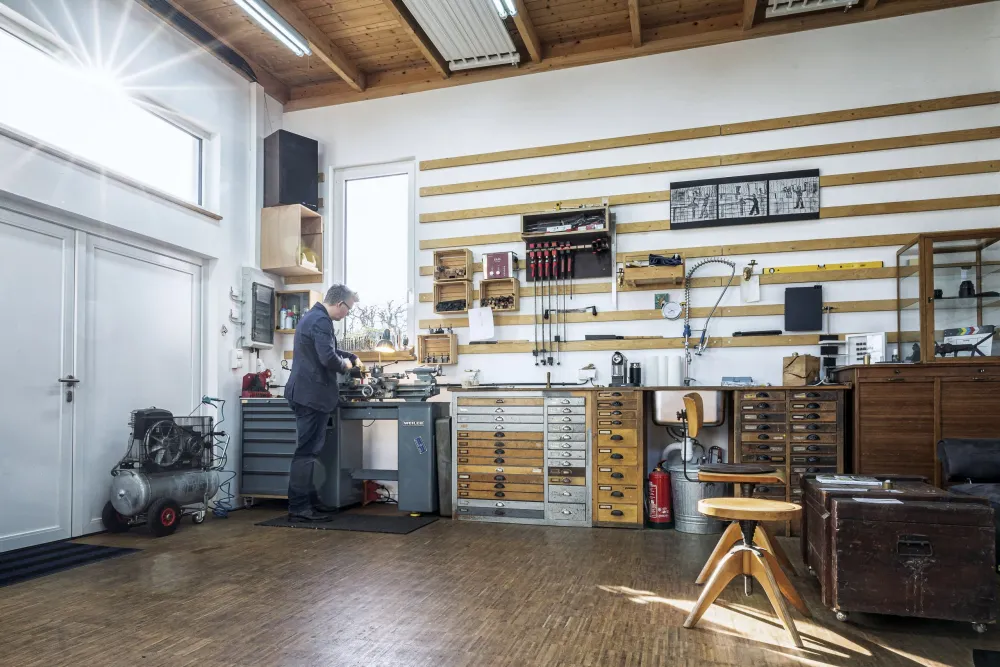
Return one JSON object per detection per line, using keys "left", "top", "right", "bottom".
{"left": 111, "top": 469, "right": 220, "bottom": 517}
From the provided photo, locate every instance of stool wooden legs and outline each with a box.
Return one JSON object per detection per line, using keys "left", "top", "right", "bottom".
{"left": 695, "top": 523, "right": 794, "bottom": 585}
{"left": 685, "top": 548, "right": 744, "bottom": 628}
{"left": 749, "top": 549, "right": 804, "bottom": 648}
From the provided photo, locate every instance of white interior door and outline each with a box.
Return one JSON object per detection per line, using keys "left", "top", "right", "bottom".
{"left": 74, "top": 236, "right": 202, "bottom": 536}
{"left": 0, "top": 210, "right": 75, "bottom": 551}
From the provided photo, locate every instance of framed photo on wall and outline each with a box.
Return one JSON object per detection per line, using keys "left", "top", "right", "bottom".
{"left": 670, "top": 169, "right": 820, "bottom": 230}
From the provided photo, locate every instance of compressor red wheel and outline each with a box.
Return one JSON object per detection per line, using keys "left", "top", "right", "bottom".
{"left": 147, "top": 498, "right": 182, "bottom": 537}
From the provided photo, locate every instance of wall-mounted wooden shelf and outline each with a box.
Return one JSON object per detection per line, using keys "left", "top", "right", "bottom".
{"left": 433, "top": 248, "right": 473, "bottom": 282}
{"left": 434, "top": 281, "right": 472, "bottom": 314}
{"left": 479, "top": 278, "right": 520, "bottom": 312}
{"left": 261, "top": 205, "right": 323, "bottom": 277}
{"left": 417, "top": 333, "right": 458, "bottom": 364}
{"left": 622, "top": 263, "right": 684, "bottom": 288}
{"left": 355, "top": 350, "right": 417, "bottom": 362}
{"left": 273, "top": 289, "right": 322, "bottom": 333}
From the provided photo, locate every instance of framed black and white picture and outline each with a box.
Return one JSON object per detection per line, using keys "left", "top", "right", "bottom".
{"left": 670, "top": 169, "right": 819, "bottom": 230}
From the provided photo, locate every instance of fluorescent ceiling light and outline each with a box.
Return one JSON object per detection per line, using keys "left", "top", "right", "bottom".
{"left": 766, "top": 0, "right": 858, "bottom": 18}
{"left": 491, "top": 0, "right": 517, "bottom": 19}
{"left": 233, "top": 0, "right": 312, "bottom": 57}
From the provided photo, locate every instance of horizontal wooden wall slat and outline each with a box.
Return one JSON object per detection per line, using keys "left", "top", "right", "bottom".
{"left": 418, "top": 265, "right": 903, "bottom": 303}
{"left": 417, "top": 91, "right": 1000, "bottom": 171}
{"left": 457, "top": 330, "right": 917, "bottom": 355}
{"left": 419, "top": 127, "right": 1000, "bottom": 197}
{"left": 418, "top": 298, "right": 900, "bottom": 329}
{"left": 419, "top": 160, "right": 1000, "bottom": 223}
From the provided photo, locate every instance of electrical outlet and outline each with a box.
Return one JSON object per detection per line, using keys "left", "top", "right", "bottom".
{"left": 230, "top": 348, "right": 244, "bottom": 370}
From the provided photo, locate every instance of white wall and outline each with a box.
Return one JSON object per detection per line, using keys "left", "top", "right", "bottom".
{"left": 0, "top": 0, "right": 283, "bottom": 499}
{"left": 283, "top": 4, "right": 1000, "bottom": 396}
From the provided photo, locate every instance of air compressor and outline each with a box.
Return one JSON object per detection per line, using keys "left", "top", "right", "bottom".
{"left": 102, "top": 403, "right": 225, "bottom": 537}
{"left": 647, "top": 461, "right": 674, "bottom": 528}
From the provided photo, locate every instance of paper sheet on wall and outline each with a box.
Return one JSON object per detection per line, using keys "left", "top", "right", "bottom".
{"left": 741, "top": 274, "right": 761, "bottom": 303}
{"left": 468, "top": 306, "right": 495, "bottom": 342}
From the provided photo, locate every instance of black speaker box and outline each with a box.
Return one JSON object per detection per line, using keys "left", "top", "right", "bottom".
{"left": 264, "top": 130, "right": 318, "bottom": 211}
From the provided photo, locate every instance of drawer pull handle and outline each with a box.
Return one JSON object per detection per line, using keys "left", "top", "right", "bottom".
{"left": 560, "top": 477, "right": 571, "bottom": 484}
{"left": 562, "top": 408, "right": 572, "bottom": 413}
{"left": 807, "top": 467, "right": 820, "bottom": 473}
{"left": 561, "top": 444, "right": 571, "bottom": 449}
{"left": 612, "top": 411, "right": 623, "bottom": 416}
{"left": 494, "top": 475, "right": 506, "bottom": 481}
{"left": 561, "top": 510, "right": 572, "bottom": 515}
{"left": 493, "top": 509, "right": 506, "bottom": 516}
{"left": 757, "top": 435, "right": 769, "bottom": 441}
{"left": 806, "top": 392, "right": 819, "bottom": 398}
{"left": 611, "top": 491, "right": 624, "bottom": 498}
{"left": 756, "top": 392, "right": 770, "bottom": 398}
{"left": 757, "top": 444, "right": 770, "bottom": 450}
{"left": 755, "top": 425, "right": 770, "bottom": 431}
{"left": 495, "top": 408, "right": 504, "bottom": 413}
{"left": 757, "top": 486, "right": 770, "bottom": 493}
{"left": 757, "top": 414, "right": 769, "bottom": 420}
{"left": 806, "top": 413, "right": 820, "bottom": 419}
{"left": 611, "top": 392, "right": 622, "bottom": 397}
{"left": 611, "top": 401, "right": 623, "bottom": 407}
{"left": 806, "top": 424, "right": 819, "bottom": 431}
{"left": 612, "top": 420, "right": 622, "bottom": 425}
{"left": 494, "top": 449, "right": 505, "bottom": 455}
{"left": 807, "top": 435, "right": 820, "bottom": 441}
{"left": 562, "top": 452, "right": 572, "bottom": 458}
{"left": 806, "top": 456, "right": 820, "bottom": 463}
{"left": 611, "top": 435, "right": 624, "bottom": 441}
{"left": 756, "top": 402, "right": 770, "bottom": 409}
{"left": 495, "top": 399, "right": 505, "bottom": 404}
{"left": 807, "top": 403, "right": 820, "bottom": 409}
{"left": 561, "top": 436, "right": 571, "bottom": 441}
{"left": 561, "top": 491, "right": 571, "bottom": 496}
{"left": 560, "top": 399, "right": 570, "bottom": 404}
{"left": 611, "top": 472, "right": 624, "bottom": 479}
{"left": 562, "top": 417, "right": 572, "bottom": 422}
{"left": 494, "top": 483, "right": 506, "bottom": 489}
{"left": 610, "top": 453, "right": 624, "bottom": 460}
{"left": 886, "top": 378, "right": 905, "bottom": 382}
{"left": 494, "top": 433, "right": 505, "bottom": 438}
{"left": 494, "top": 458, "right": 505, "bottom": 464}
{"left": 495, "top": 426, "right": 505, "bottom": 431}
{"left": 757, "top": 455, "right": 772, "bottom": 461}
{"left": 562, "top": 426, "right": 572, "bottom": 431}
{"left": 494, "top": 492, "right": 505, "bottom": 497}
{"left": 611, "top": 510, "right": 624, "bottom": 517}
{"left": 807, "top": 445, "right": 820, "bottom": 451}
{"left": 494, "top": 417, "right": 505, "bottom": 422}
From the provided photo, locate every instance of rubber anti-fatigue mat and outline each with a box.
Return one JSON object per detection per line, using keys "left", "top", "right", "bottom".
{"left": 0, "top": 541, "right": 139, "bottom": 588}
{"left": 256, "top": 513, "right": 438, "bottom": 534}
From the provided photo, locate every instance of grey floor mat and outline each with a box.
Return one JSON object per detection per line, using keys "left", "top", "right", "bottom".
{"left": 256, "top": 513, "right": 438, "bottom": 534}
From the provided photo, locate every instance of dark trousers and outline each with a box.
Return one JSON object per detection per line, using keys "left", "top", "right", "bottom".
{"left": 287, "top": 402, "right": 331, "bottom": 513}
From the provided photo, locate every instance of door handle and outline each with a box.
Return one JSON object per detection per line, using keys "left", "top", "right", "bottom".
{"left": 58, "top": 375, "right": 80, "bottom": 384}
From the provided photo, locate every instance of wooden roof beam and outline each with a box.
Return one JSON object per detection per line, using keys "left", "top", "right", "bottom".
{"left": 628, "top": 0, "right": 641, "bottom": 47}
{"left": 149, "top": 1, "right": 290, "bottom": 103}
{"left": 258, "top": 0, "right": 366, "bottom": 92}
{"left": 743, "top": 0, "right": 760, "bottom": 29}
{"left": 512, "top": 0, "right": 543, "bottom": 62}
{"left": 381, "top": 0, "right": 449, "bottom": 78}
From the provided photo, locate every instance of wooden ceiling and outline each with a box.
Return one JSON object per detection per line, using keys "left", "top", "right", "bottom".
{"left": 164, "top": 0, "right": 997, "bottom": 110}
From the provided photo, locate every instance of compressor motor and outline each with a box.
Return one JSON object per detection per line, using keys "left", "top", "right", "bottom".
{"left": 102, "top": 403, "right": 226, "bottom": 537}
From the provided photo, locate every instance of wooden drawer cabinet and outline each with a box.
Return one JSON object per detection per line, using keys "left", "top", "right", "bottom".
{"left": 730, "top": 386, "right": 848, "bottom": 536}
{"left": 592, "top": 390, "right": 644, "bottom": 529}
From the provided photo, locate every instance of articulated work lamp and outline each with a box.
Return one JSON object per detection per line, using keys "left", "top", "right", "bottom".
{"left": 373, "top": 329, "right": 395, "bottom": 364}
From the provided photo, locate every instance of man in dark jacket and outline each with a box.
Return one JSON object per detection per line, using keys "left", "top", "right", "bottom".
{"left": 284, "top": 284, "right": 361, "bottom": 522}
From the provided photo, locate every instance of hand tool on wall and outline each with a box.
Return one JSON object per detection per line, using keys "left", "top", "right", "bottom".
{"left": 554, "top": 244, "right": 562, "bottom": 366}
{"left": 541, "top": 243, "right": 549, "bottom": 365}
{"left": 566, "top": 242, "right": 574, "bottom": 299}
{"left": 546, "top": 242, "right": 554, "bottom": 366}
{"left": 529, "top": 245, "right": 538, "bottom": 365}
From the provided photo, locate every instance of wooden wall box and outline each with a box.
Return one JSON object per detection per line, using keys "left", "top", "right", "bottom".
{"left": 417, "top": 333, "right": 458, "bottom": 364}
{"left": 433, "top": 248, "right": 473, "bottom": 282}
{"left": 522, "top": 207, "right": 613, "bottom": 282}
{"left": 622, "top": 264, "right": 684, "bottom": 288}
{"left": 274, "top": 289, "right": 322, "bottom": 333}
{"left": 261, "top": 204, "right": 323, "bottom": 277}
{"left": 479, "top": 278, "right": 520, "bottom": 312}
{"left": 433, "top": 281, "right": 472, "bottom": 314}
{"left": 833, "top": 362, "right": 1000, "bottom": 485}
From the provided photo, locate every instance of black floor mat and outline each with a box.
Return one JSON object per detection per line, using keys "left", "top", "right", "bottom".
{"left": 256, "top": 513, "right": 438, "bottom": 534}
{"left": 975, "top": 650, "right": 1000, "bottom": 667}
{"left": 0, "top": 541, "right": 139, "bottom": 588}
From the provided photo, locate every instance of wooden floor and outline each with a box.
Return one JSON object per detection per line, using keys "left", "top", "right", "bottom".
{"left": 1, "top": 508, "right": 996, "bottom": 667}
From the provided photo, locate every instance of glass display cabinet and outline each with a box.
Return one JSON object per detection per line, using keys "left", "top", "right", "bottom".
{"left": 897, "top": 229, "right": 1000, "bottom": 363}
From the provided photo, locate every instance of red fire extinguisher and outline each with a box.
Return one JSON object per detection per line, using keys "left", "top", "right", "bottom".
{"left": 647, "top": 460, "right": 674, "bottom": 529}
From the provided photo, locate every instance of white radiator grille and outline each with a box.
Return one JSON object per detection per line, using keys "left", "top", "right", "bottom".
{"left": 402, "top": 0, "right": 521, "bottom": 71}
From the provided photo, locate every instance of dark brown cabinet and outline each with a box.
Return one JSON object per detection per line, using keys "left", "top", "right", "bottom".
{"left": 834, "top": 364, "right": 1000, "bottom": 485}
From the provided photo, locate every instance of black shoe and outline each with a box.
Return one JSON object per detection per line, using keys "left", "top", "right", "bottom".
{"left": 311, "top": 502, "right": 340, "bottom": 514}
{"left": 287, "top": 509, "right": 334, "bottom": 522}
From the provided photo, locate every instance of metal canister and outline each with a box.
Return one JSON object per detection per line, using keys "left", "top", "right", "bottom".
{"left": 629, "top": 362, "right": 642, "bottom": 386}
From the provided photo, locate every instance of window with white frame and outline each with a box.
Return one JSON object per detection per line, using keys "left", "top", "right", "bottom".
{"left": 0, "top": 19, "right": 204, "bottom": 205}
{"left": 335, "top": 164, "right": 414, "bottom": 352}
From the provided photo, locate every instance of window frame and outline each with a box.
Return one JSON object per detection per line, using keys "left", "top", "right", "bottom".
{"left": 329, "top": 160, "right": 417, "bottom": 347}
{"left": 0, "top": 5, "right": 215, "bottom": 218}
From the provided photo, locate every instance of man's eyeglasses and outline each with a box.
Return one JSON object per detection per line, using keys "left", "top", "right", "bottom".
{"left": 339, "top": 301, "right": 352, "bottom": 312}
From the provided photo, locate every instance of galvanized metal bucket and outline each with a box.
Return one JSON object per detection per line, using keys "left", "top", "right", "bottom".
{"left": 669, "top": 464, "right": 725, "bottom": 534}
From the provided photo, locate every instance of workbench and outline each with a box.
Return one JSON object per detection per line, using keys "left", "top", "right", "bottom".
{"left": 450, "top": 385, "right": 850, "bottom": 533}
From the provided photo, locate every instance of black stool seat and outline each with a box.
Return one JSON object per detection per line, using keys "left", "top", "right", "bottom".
{"left": 699, "top": 463, "right": 777, "bottom": 475}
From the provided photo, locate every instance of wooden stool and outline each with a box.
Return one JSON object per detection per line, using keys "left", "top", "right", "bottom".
{"left": 684, "top": 498, "right": 810, "bottom": 648}
{"left": 695, "top": 471, "right": 793, "bottom": 586}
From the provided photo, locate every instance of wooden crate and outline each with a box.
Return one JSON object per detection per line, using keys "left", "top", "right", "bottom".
{"left": 261, "top": 205, "right": 323, "bottom": 277}
{"left": 433, "top": 281, "right": 472, "bottom": 314}
{"left": 622, "top": 263, "right": 684, "bottom": 288}
{"left": 274, "top": 289, "right": 322, "bottom": 333}
{"left": 479, "top": 278, "right": 520, "bottom": 312}
{"left": 417, "top": 333, "right": 458, "bottom": 364}
{"left": 433, "top": 249, "right": 473, "bottom": 282}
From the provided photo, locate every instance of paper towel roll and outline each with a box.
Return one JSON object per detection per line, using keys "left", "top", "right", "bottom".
{"left": 666, "top": 356, "right": 683, "bottom": 386}
{"left": 656, "top": 356, "right": 668, "bottom": 388}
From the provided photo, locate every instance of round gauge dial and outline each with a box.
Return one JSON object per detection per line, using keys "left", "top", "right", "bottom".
{"left": 661, "top": 301, "right": 682, "bottom": 320}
